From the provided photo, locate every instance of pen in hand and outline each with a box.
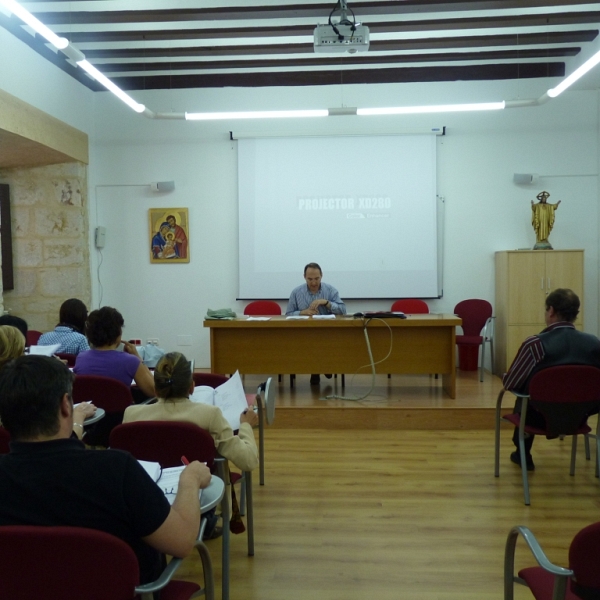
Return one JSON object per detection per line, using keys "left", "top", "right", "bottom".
{"left": 181, "top": 456, "right": 189, "bottom": 466}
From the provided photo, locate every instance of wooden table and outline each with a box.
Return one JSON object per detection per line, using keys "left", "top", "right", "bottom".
{"left": 204, "top": 314, "right": 461, "bottom": 398}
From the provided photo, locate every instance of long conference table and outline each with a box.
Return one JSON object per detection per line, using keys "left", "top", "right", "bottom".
{"left": 204, "top": 314, "right": 462, "bottom": 398}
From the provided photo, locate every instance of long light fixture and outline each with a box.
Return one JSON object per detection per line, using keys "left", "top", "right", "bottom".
{"left": 77, "top": 60, "right": 145, "bottom": 113}
{"left": 185, "top": 109, "right": 328, "bottom": 120}
{"left": 547, "top": 48, "right": 600, "bottom": 98}
{"left": 357, "top": 102, "right": 505, "bottom": 115}
{"left": 3, "top": 0, "right": 600, "bottom": 120}
{"left": 0, "top": 0, "right": 67, "bottom": 48}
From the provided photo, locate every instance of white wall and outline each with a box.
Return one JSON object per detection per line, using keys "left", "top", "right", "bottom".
{"left": 88, "top": 80, "right": 600, "bottom": 368}
{"left": 0, "top": 27, "right": 95, "bottom": 135}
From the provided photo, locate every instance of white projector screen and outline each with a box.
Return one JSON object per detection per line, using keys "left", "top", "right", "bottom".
{"left": 238, "top": 134, "right": 439, "bottom": 299}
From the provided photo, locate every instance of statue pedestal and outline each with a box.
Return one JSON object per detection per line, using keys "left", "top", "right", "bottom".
{"left": 533, "top": 241, "right": 553, "bottom": 250}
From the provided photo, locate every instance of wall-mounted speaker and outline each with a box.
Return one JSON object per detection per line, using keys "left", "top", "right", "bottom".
{"left": 150, "top": 181, "right": 175, "bottom": 193}
{"left": 513, "top": 173, "right": 539, "bottom": 185}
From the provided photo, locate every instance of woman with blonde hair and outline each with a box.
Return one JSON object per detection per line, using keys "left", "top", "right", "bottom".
{"left": 0, "top": 325, "right": 95, "bottom": 440}
{"left": 0, "top": 325, "right": 25, "bottom": 370}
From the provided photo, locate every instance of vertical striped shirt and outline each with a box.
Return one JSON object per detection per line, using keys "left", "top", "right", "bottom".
{"left": 502, "top": 322, "right": 575, "bottom": 392}
{"left": 286, "top": 282, "right": 346, "bottom": 316}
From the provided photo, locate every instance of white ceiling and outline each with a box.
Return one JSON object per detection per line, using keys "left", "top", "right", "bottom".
{"left": 1, "top": 0, "right": 598, "bottom": 94}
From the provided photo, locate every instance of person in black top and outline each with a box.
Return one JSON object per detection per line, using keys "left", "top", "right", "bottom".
{"left": 0, "top": 355, "right": 210, "bottom": 583}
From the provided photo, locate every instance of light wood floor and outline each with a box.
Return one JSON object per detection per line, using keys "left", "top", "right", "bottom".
{"left": 178, "top": 426, "right": 600, "bottom": 600}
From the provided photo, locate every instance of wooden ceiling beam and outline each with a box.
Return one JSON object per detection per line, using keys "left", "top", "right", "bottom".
{"left": 100, "top": 48, "right": 579, "bottom": 73}
{"left": 83, "top": 31, "right": 598, "bottom": 59}
{"left": 110, "top": 62, "right": 566, "bottom": 90}
{"left": 34, "top": 0, "right": 600, "bottom": 25}
{"left": 65, "top": 12, "right": 600, "bottom": 43}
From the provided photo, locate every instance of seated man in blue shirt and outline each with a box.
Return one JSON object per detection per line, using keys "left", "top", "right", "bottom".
{"left": 0, "top": 355, "right": 211, "bottom": 584}
{"left": 286, "top": 262, "right": 346, "bottom": 385}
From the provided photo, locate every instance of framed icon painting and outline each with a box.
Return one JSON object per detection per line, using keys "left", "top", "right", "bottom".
{"left": 149, "top": 208, "right": 190, "bottom": 263}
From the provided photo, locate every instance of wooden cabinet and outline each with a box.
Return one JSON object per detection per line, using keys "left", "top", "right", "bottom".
{"left": 494, "top": 250, "right": 584, "bottom": 375}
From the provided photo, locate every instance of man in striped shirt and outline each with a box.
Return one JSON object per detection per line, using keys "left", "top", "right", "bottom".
{"left": 503, "top": 288, "right": 600, "bottom": 470}
{"left": 286, "top": 262, "right": 346, "bottom": 385}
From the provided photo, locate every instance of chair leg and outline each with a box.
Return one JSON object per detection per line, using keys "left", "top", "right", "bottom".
{"left": 215, "top": 460, "right": 230, "bottom": 600}
{"left": 490, "top": 338, "right": 495, "bottom": 377}
{"left": 585, "top": 434, "right": 591, "bottom": 460}
{"left": 245, "top": 470, "right": 254, "bottom": 556}
{"left": 257, "top": 395, "right": 265, "bottom": 486}
{"left": 570, "top": 435, "right": 578, "bottom": 476}
{"left": 494, "top": 390, "right": 506, "bottom": 477}
{"left": 196, "top": 540, "right": 215, "bottom": 600}
{"left": 480, "top": 342, "right": 485, "bottom": 382}
{"left": 518, "top": 431, "right": 531, "bottom": 505}
{"left": 341, "top": 374, "right": 345, "bottom": 386}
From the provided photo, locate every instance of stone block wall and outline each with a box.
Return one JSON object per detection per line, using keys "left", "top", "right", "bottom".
{"left": 0, "top": 162, "right": 91, "bottom": 333}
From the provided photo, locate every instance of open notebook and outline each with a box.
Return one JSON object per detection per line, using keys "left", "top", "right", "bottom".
{"left": 190, "top": 370, "right": 248, "bottom": 430}
{"left": 139, "top": 461, "right": 186, "bottom": 505}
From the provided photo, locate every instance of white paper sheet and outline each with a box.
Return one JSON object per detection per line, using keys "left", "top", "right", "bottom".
{"left": 189, "top": 372, "right": 248, "bottom": 430}
{"left": 29, "top": 344, "right": 61, "bottom": 356}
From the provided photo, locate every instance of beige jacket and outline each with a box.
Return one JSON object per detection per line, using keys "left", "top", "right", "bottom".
{"left": 123, "top": 397, "right": 259, "bottom": 472}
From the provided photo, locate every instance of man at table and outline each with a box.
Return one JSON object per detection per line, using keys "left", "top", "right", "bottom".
{"left": 0, "top": 355, "right": 211, "bottom": 584}
{"left": 502, "top": 288, "right": 600, "bottom": 471}
{"left": 286, "top": 262, "right": 346, "bottom": 385}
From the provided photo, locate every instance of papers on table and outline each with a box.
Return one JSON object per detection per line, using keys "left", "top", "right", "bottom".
{"left": 246, "top": 316, "right": 271, "bottom": 321}
{"left": 286, "top": 315, "right": 309, "bottom": 320}
{"left": 312, "top": 314, "right": 336, "bottom": 319}
{"left": 139, "top": 459, "right": 161, "bottom": 482}
{"left": 190, "top": 370, "right": 248, "bottom": 430}
{"left": 29, "top": 344, "right": 61, "bottom": 356}
{"left": 138, "top": 461, "right": 203, "bottom": 506}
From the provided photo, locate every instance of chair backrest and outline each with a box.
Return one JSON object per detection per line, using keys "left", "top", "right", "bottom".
{"left": 25, "top": 330, "right": 42, "bottom": 346}
{"left": 454, "top": 299, "right": 492, "bottom": 336}
{"left": 244, "top": 300, "right": 281, "bottom": 316}
{"left": 0, "top": 525, "right": 139, "bottom": 600}
{"left": 193, "top": 372, "right": 229, "bottom": 388}
{"left": 0, "top": 427, "right": 10, "bottom": 454}
{"left": 110, "top": 421, "right": 216, "bottom": 470}
{"left": 569, "top": 521, "right": 600, "bottom": 598}
{"left": 72, "top": 375, "right": 134, "bottom": 413}
{"left": 528, "top": 366, "right": 600, "bottom": 437}
{"left": 56, "top": 352, "right": 77, "bottom": 367}
{"left": 391, "top": 299, "right": 429, "bottom": 314}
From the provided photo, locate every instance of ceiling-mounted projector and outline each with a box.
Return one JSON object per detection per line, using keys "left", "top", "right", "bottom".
{"left": 314, "top": 23, "right": 370, "bottom": 54}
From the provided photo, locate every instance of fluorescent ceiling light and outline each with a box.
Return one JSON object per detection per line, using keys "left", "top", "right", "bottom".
{"left": 77, "top": 60, "right": 145, "bottom": 113}
{"left": 0, "top": 0, "right": 68, "bottom": 49}
{"left": 185, "top": 109, "right": 329, "bottom": 120}
{"left": 547, "top": 48, "right": 600, "bottom": 98}
{"left": 358, "top": 102, "right": 506, "bottom": 115}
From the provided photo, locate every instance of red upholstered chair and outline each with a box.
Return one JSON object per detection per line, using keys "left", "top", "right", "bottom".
{"left": 110, "top": 420, "right": 253, "bottom": 600}
{"left": 0, "top": 427, "right": 10, "bottom": 454}
{"left": 390, "top": 299, "right": 429, "bottom": 314}
{"left": 504, "top": 522, "right": 600, "bottom": 600}
{"left": 453, "top": 299, "right": 494, "bottom": 382}
{"left": 243, "top": 300, "right": 281, "bottom": 316}
{"left": 72, "top": 375, "right": 134, "bottom": 447}
{"left": 55, "top": 352, "right": 76, "bottom": 367}
{"left": 389, "top": 300, "right": 430, "bottom": 379}
{"left": 494, "top": 365, "right": 600, "bottom": 505}
{"left": 25, "top": 330, "right": 42, "bottom": 346}
{"left": 0, "top": 525, "right": 206, "bottom": 600}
